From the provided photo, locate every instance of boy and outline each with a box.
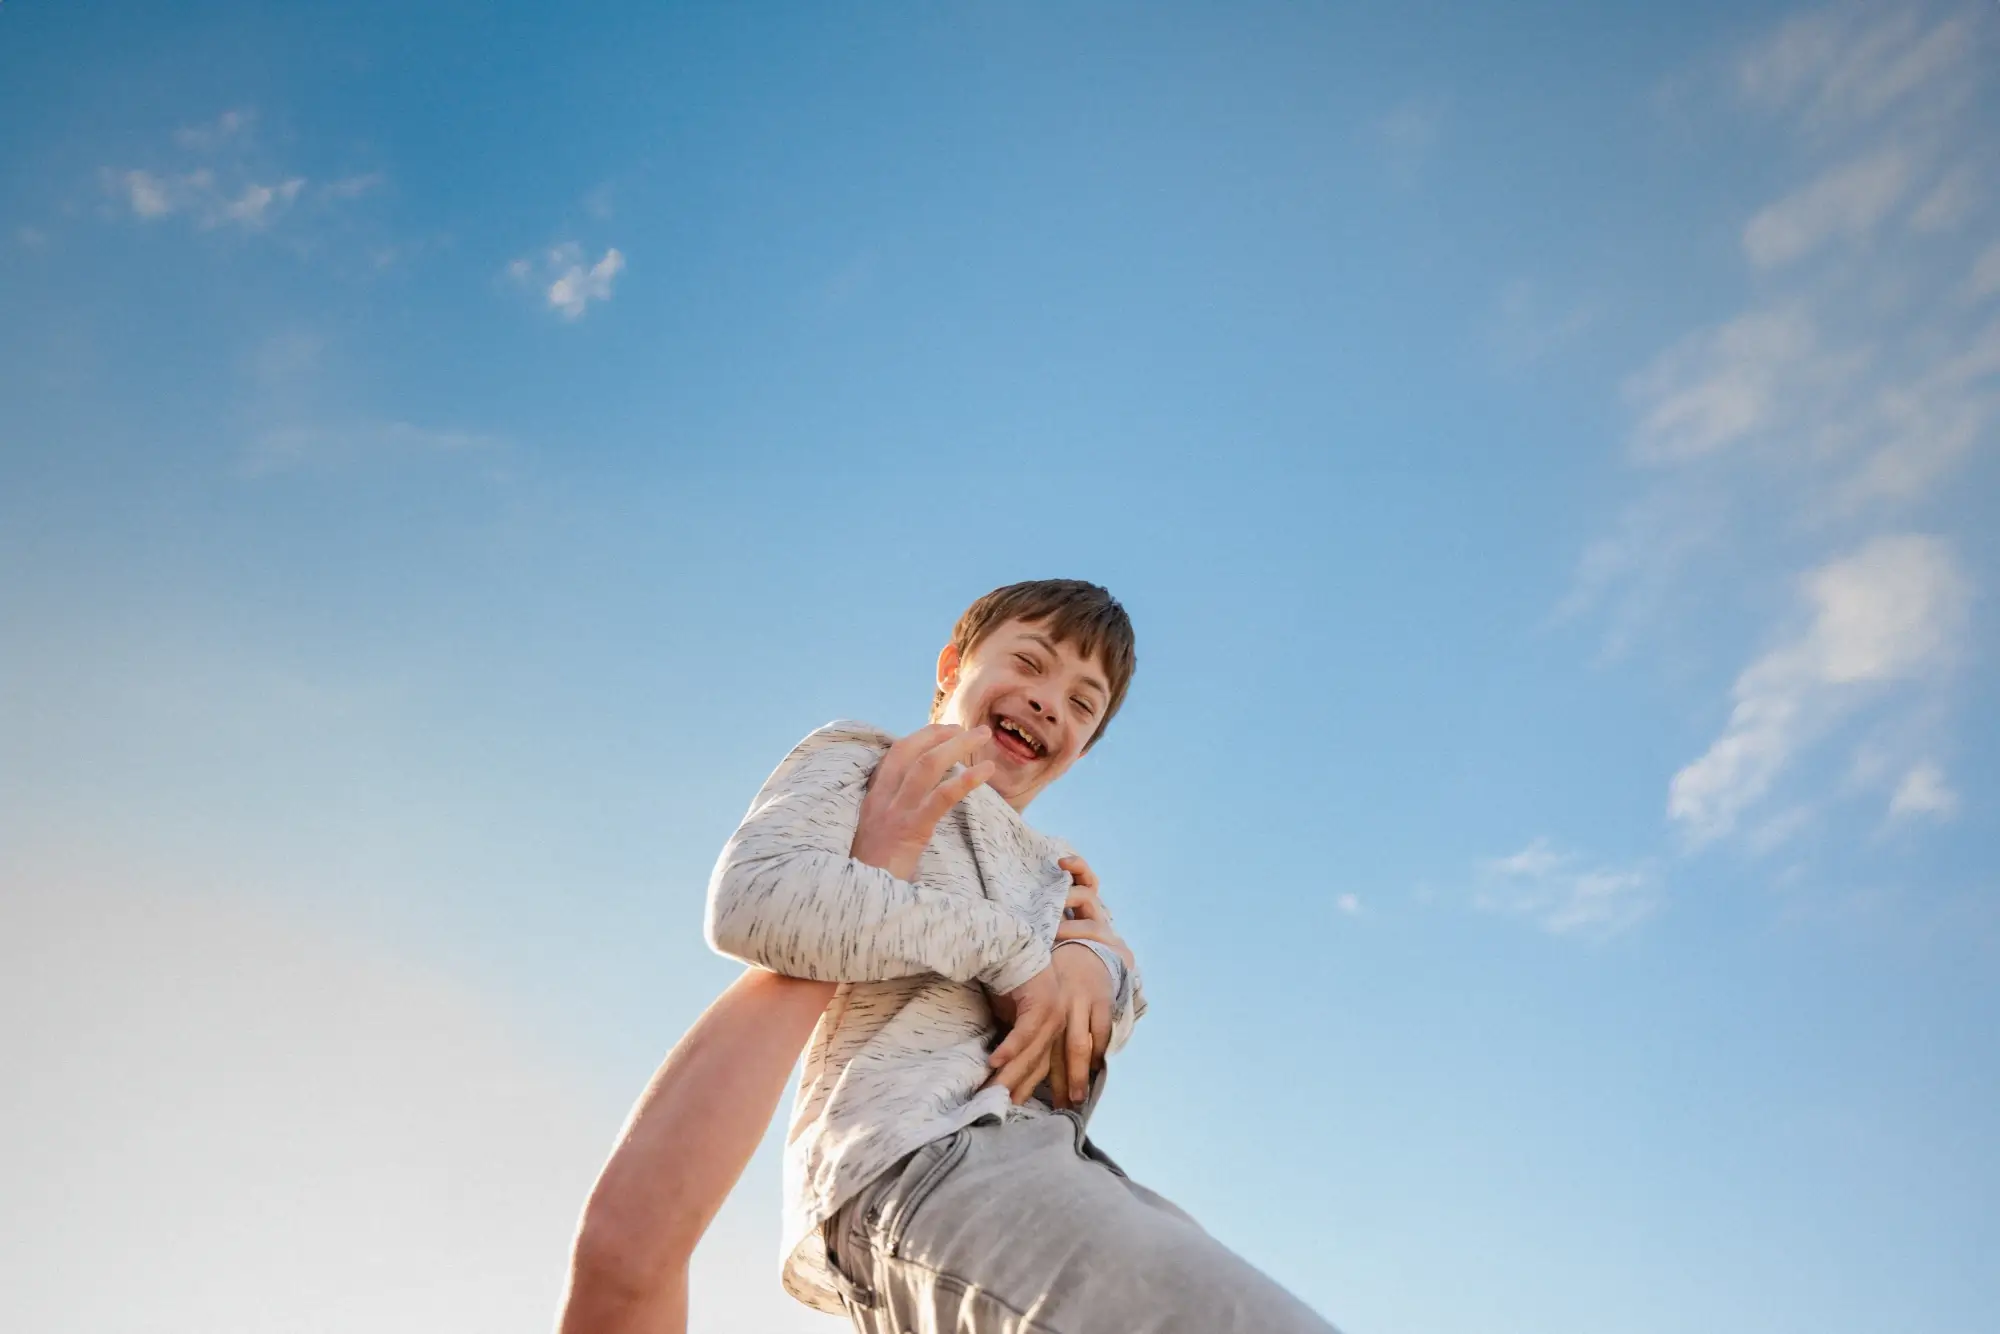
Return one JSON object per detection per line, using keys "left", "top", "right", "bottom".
{"left": 708, "top": 580, "right": 1335, "bottom": 1332}
{"left": 556, "top": 580, "right": 1334, "bottom": 1333}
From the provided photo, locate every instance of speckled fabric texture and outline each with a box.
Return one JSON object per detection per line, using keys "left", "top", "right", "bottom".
{"left": 705, "top": 721, "right": 1146, "bottom": 1312}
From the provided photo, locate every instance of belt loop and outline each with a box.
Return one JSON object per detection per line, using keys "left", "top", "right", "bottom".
{"left": 821, "top": 1213, "right": 879, "bottom": 1311}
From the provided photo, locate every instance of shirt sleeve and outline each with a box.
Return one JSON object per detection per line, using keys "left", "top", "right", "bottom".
{"left": 705, "top": 735, "right": 1049, "bottom": 991}
{"left": 1109, "top": 962, "right": 1146, "bottom": 1054}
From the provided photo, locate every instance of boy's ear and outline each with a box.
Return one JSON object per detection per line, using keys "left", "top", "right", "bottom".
{"left": 936, "top": 642, "right": 961, "bottom": 693}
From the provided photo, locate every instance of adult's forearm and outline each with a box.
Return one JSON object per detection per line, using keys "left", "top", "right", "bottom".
{"left": 556, "top": 968, "right": 835, "bottom": 1334}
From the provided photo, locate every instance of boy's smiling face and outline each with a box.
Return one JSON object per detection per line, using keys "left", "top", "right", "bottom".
{"left": 935, "top": 617, "right": 1113, "bottom": 811}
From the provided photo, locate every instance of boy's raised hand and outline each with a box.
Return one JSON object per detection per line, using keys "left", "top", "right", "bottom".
{"left": 849, "top": 724, "right": 997, "bottom": 882}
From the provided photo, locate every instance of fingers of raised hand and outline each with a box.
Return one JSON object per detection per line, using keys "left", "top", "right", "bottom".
{"left": 1064, "top": 886, "right": 1109, "bottom": 920}
{"left": 921, "top": 760, "right": 996, "bottom": 824}
{"left": 913, "top": 724, "right": 987, "bottom": 786}
{"left": 881, "top": 723, "right": 961, "bottom": 784}
{"left": 1058, "top": 854, "right": 1099, "bottom": 890}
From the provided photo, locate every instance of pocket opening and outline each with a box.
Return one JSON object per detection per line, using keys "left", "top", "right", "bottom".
{"left": 883, "top": 1127, "right": 973, "bottom": 1258}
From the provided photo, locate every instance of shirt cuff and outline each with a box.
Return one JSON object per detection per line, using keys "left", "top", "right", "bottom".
{"left": 1056, "top": 939, "right": 1131, "bottom": 1015}
{"left": 983, "top": 939, "right": 1052, "bottom": 996}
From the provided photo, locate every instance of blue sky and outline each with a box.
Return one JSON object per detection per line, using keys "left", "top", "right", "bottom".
{"left": 4, "top": 3, "right": 1997, "bottom": 1331}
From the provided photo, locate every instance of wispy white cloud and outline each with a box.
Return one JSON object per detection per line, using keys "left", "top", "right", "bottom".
{"left": 1624, "top": 307, "right": 1859, "bottom": 464}
{"left": 106, "top": 165, "right": 308, "bottom": 231}
{"left": 321, "top": 171, "right": 387, "bottom": 201}
{"left": 510, "top": 242, "right": 626, "bottom": 321}
{"left": 1550, "top": 485, "right": 1725, "bottom": 661}
{"left": 1563, "top": 4, "right": 1995, "bottom": 868}
{"left": 1742, "top": 149, "right": 1913, "bottom": 267}
{"left": 1746, "top": 804, "right": 1817, "bottom": 855}
{"left": 171, "top": 107, "right": 256, "bottom": 152}
{"left": 221, "top": 176, "right": 307, "bottom": 228}
{"left": 1888, "top": 760, "right": 1960, "bottom": 822}
{"left": 1668, "top": 534, "right": 1969, "bottom": 843}
{"left": 100, "top": 106, "right": 380, "bottom": 237}
{"left": 1910, "top": 165, "right": 1978, "bottom": 233}
{"left": 1736, "top": 4, "right": 1980, "bottom": 131}
{"left": 116, "top": 167, "right": 181, "bottom": 219}
{"left": 550, "top": 248, "right": 625, "bottom": 318}
{"left": 1832, "top": 319, "right": 1999, "bottom": 509}
{"left": 1475, "top": 838, "right": 1658, "bottom": 939}
{"left": 1335, "top": 893, "right": 1363, "bottom": 917}
{"left": 1971, "top": 241, "right": 2000, "bottom": 301}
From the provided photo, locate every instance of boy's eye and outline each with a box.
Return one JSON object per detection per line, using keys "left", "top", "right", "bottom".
{"left": 1072, "top": 697, "right": 1095, "bottom": 717}
{"left": 1015, "top": 653, "right": 1041, "bottom": 673}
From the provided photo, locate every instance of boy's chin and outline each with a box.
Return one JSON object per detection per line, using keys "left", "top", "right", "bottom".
{"left": 985, "top": 768, "right": 1033, "bottom": 799}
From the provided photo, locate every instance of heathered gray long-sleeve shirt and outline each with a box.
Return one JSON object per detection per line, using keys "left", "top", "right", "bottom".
{"left": 705, "top": 720, "right": 1145, "bottom": 1312}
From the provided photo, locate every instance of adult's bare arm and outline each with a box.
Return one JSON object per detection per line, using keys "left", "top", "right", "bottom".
{"left": 555, "top": 969, "right": 834, "bottom": 1334}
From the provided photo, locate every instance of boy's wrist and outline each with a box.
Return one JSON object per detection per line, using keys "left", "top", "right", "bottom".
{"left": 848, "top": 830, "right": 921, "bottom": 882}
{"left": 983, "top": 940, "right": 1051, "bottom": 997}
{"left": 1055, "top": 939, "right": 1128, "bottom": 1012}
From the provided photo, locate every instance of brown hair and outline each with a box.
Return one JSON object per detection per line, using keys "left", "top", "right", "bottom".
{"left": 931, "top": 579, "right": 1137, "bottom": 748}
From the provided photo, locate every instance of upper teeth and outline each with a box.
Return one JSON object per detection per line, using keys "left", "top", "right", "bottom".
{"left": 998, "top": 719, "right": 1039, "bottom": 753}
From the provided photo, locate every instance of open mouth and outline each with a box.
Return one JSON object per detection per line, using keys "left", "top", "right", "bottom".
{"left": 990, "top": 713, "right": 1047, "bottom": 763}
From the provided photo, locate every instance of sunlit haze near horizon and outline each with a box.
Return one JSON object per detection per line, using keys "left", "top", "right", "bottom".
{"left": 4, "top": 4, "right": 1997, "bottom": 1332}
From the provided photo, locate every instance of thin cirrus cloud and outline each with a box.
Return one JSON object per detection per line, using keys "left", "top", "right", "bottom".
{"left": 1558, "top": 2, "right": 1994, "bottom": 867}
{"left": 1971, "top": 241, "right": 2000, "bottom": 300}
{"left": 170, "top": 105, "right": 255, "bottom": 152}
{"left": 1889, "top": 759, "right": 1961, "bottom": 823}
{"left": 1667, "top": 533, "right": 1970, "bottom": 844}
{"left": 109, "top": 166, "right": 307, "bottom": 230}
{"left": 508, "top": 243, "right": 627, "bottom": 320}
{"left": 1475, "top": 839, "right": 1658, "bottom": 940}
{"left": 1734, "top": 3, "right": 1981, "bottom": 132}
{"left": 1741, "top": 148, "right": 1913, "bottom": 269}
{"left": 101, "top": 107, "right": 383, "bottom": 233}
